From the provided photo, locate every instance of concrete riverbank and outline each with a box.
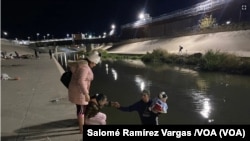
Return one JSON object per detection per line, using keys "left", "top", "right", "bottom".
{"left": 1, "top": 44, "right": 83, "bottom": 140}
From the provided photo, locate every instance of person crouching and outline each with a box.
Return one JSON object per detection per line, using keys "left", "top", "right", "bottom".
{"left": 84, "top": 93, "right": 109, "bottom": 125}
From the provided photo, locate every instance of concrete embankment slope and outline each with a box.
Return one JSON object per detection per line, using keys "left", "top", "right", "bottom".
{"left": 108, "top": 30, "right": 250, "bottom": 57}
{"left": 1, "top": 39, "right": 34, "bottom": 55}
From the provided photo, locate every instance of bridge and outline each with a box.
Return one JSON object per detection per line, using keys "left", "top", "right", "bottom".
{"left": 28, "top": 36, "right": 118, "bottom": 47}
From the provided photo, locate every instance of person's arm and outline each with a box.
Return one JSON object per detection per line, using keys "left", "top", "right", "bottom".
{"left": 118, "top": 101, "right": 140, "bottom": 112}
{"left": 77, "top": 67, "right": 89, "bottom": 94}
{"left": 105, "top": 101, "right": 115, "bottom": 107}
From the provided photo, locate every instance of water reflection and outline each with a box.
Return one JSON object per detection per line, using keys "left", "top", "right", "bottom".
{"left": 190, "top": 89, "right": 213, "bottom": 121}
{"left": 104, "top": 63, "right": 118, "bottom": 80}
{"left": 105, "top": 64, "right": 109, "bottom": 74}
{"left": 173, "top": 66, "right": 198, "bottom": 76}
{"left": 173, "top": 66, "right": 213, "bottom": 122}
{"left": 134, "top": 75, "right": 152, "bottom": 91}
{"left": 111, "top": 68, "right": 118, "bottom": 80}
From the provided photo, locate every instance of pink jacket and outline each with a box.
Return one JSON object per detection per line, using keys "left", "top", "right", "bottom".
{"left": 68, "top": 60, "right": 93, "bottom": 105}
{"left": 85, "top": 112, "right": 107, "bottom": 125}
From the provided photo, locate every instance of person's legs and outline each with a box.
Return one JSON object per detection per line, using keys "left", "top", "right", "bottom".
{"left": 77, "top": 114, "right": 84, "bottom": 133}
{"left": 76, "top": 105, "right": 85, "bottom": 133}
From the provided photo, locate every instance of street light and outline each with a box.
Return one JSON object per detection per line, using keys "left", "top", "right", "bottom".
{"left": 139, "top": 12, "right": 145, "bottom": 20}
{"left": 3, "top": 32, "right": 8, "bottom": 36}
{"left": 109, "top": 24, "right": 116, "bottom": 36}
{"left": 36, "top": 33, "right": 40, "bottom": 41}
{"left": 138, "top": 12, "right": 151, "bottom": 21}
{"left": 111, "top": 24, "right": 115, "bottom": 30}
{"left": 2, "top": 31, "right": 8, "bottom": 38}
{"left": 103, "top": 32, "right": 107, "bottom": 38}
{"left": 47, "top": 33, "right": 50, "bottom": 39}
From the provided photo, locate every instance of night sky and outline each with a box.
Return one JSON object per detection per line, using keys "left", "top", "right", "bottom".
{"left": 2, "top": 0, "right": 206, "bottom": 40}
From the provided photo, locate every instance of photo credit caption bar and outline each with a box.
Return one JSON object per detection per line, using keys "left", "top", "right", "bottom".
{"left": 83, "top": 125, "right": 250, "bottom": 140}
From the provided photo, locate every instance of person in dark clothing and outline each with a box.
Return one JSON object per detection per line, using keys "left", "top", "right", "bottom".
{"left": 49, "top": 49, "right": 52, "bottom": 59}
{"left": 179, "top": 45, "right": 183, "bottom": 53}
{"left": 14, "top": 51, "right": 20, "bottom": 58}
{"left": 34, "top": 49, "right": 39, "bottom": 58}
{"left": 113, "top": 89, "right": 160, "bottom": 125}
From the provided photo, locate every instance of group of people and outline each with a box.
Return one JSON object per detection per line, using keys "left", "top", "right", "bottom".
{"left": 66, "top": 50, "right": 169, "bottom": 133}
{"left": 113, "top": 90, "right": 168, "bottom": 125}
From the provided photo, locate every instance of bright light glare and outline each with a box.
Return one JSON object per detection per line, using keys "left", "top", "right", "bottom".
{"left": 200, "top": 98, "right": 211, "bottom": 119}
{"left": 139, "top": 13, "right": 145, "bottom": 20}
{"left": 134, "top": 75, "right": 146, "bottom": 91}
{"left": 111, "top": 68, "right": 118, "bottom": 80}
{"left": 109, "top": 30, "right": 114, "bottom": 36}
{"left": 105, "top": 64, "right": 109, "bottom": 74}
{"left": 226, "top": 21, "right": 231, "bottom": 25}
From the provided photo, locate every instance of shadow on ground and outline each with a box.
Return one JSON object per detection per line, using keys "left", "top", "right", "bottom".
{"left": 2, "top": 119, "right": 79, "bottom": 141}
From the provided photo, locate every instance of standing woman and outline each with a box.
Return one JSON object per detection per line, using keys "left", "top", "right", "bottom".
{"left": 68, "top": 50, "right": 101, "bottom": 133}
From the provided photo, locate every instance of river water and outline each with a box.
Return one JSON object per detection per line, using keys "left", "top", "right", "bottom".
{"left": 59, "top": 52, "right": 250, "bottom": 125}
{"left": 87, "top": 59, "right": 250, "bottom": 125}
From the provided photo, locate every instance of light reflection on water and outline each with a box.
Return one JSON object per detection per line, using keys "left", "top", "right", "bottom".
{"left": 189, "top": 89, "right": 213, "bottom": 121}
{"left": 111, "top": 68, "right": 118, "bottom": 80}
{"left": 90, "top": 60, "right": 250, "bottom": 124}
{"left": 134, "top": 75, "right": 152, "bottom": 91}
{"left": 173, "top": 66, "right": 213, "bottom": 121}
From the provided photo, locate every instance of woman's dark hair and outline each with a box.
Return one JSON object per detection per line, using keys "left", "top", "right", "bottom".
{"left": 91, "top": 93, "right": 107, "bottom": 102}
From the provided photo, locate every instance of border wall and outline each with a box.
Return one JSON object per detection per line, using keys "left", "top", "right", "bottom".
{"left": 120, "top": 0, "right": 250, "bottom": 39}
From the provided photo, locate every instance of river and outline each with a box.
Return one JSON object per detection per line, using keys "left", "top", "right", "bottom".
{"left": 88, "top": 59, "right": 250, "bottom": 125}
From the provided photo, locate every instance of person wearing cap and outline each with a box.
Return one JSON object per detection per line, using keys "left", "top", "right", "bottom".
{"left": 67, "top": 50, "right": 101, "bottom": 133}
{"left": 113, "top": 89, "right": 160, "bottom": 125}
{"left": 84, "top": 93, "right": 110, "bottom": 125}
{"left": 149, "top": 91, "right": 168, "bottom": 114}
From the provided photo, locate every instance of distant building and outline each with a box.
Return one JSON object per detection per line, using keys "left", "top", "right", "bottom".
{"left": 72, "top": 34, "right": 84, "bottom": 40}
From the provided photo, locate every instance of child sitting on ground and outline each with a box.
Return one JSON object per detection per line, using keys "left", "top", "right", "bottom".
{"left": 149, "top": 91, "right": 168, "bottom": 114}
{"left": 84, "top": 93, "right": 113, "bottom": 125}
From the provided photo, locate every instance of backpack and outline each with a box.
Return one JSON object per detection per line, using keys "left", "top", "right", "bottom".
{"left": 60, "top": 71, "right": 72, "bottom": 88}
